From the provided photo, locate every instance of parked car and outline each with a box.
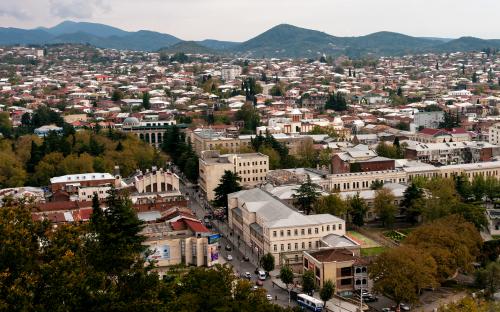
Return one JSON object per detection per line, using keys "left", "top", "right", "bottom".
{"left": 244, "top": 272, "right": 252, "bottom": 279}
{"left": 266, "top": 294, "right": 273, "bottom": 301}
{"left": 226, "top": 255, "right": 233, "bottom": 261}
{"left": 363, "top": 295, "right": 378, "bottom": 302}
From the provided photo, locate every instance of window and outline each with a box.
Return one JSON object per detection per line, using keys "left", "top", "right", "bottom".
{"left": 281, "top": 244, "right": 284, "bottom": 251}
{"left": 302, "top": 242, "right": 305, "bottom": 249}
{"left": 280, "top": 230, "right": 284, "bottom": 236}
{"left": 274, "top": 245, "right": 277, "bottom": 252}
{"left": 326, "top": 225, "right": 330, "bottom": 231}
{"left": 294, "top": 229, "right": 298, "bottom": 236}
{"left": 308, "top": 242, "right": 312, "bottom": 249}
{"left": 295, "top": 243, "right": 298, "bottom": 250}
{"left": 287, "top": 230, "right": 291, "bottom": 236}
{"left": 301, "top": 229, "right": 305, "bottom": 235}
{"left": 314, "top": 228, "right": 318, "bottom": 234}
{"left": 273, "top": 231, "right": 277, "bottom": 237}
{"left": 287, "top": 243, "right": 291, "bottom": 250}
{"left": 308, "top": 228, "right": 311, "bottom": 234}
{"left": 332, "top": 224, "right": 336, "bottom": 230}
{"left": 339, "top": 224, "right": 342, "bottom": 230}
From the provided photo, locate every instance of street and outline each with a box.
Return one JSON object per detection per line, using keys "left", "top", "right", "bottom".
{"left": 180, "top": 179, "right": 297, "bottom": 308}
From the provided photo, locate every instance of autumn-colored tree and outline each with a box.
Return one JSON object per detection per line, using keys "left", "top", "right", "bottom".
{"left": 374, "top": 188, "right": 397, "bottom": 227}
{"left": 370, "top": 246, "right": 438, "bottom": 306}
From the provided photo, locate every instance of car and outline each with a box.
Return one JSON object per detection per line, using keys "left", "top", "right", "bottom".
{"left": 363, "top": 295, "right": 378, "bottom": 302}
{"left": 255, "top": 279, "right": 263, "bottom": 286}
{"left": 225, "top": 245, "right": 232, "bottom": 251}
{"left": 382, "top": 308, "right": 393, "bottom": 312}
{"left": 391, "top": 304, "right": 411, "bottom": 311}
{"left": 266, "top": 294, "right": 273, "bottom": 301}
{"left": 226, "top": 255, "right": 233, "bottom": 261}
{"left": 244, "top": 272, "right": 252, "bottom": 279}
{"left": 243, "top": 255, "right": 250, "bottom": 261}
{"left": 258, "top": 270, "right": 266, "bottom": 281}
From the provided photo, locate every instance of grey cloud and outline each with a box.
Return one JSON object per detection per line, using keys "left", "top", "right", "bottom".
{"left": 49, "top": 0, "right": 110, "bottom": 19}
{"left": 0, "top": 6, "right": 31, "bottom": 20}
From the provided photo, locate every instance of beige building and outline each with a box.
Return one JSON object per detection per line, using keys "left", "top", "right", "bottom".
{"left": 142, "top": 210, "right": 219, "bottom": 277}
{"left": 228, "top": 188, "right": 345, "bottom": 267}
{"left": 131, "top": 167, "right": 180, "bottom": 193}
{"left": 199, "top": 151, "right": 269, "bottom": 201}
{"left": 303, "top": 248, "right": 369, "bottom": 295}
{"left": 121, "top": 117, "right": 176, "bottom": 147}
{"left": 489, "top": 122, "right": 500, "bottom": 145}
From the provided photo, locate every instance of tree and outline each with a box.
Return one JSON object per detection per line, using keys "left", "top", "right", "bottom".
{"left": 235, "top": 103, "right": 260, "bottom": 133}
{"left": 315, "top": 193, "right": 348, "bottom": 217}
{"left": 370, "top": 179, "right": 384, "bottom": 190}
{"left": 88, "top": 188, "right": 146, "bottom": 275}
{"left": 213, "top": 171, "right": 242, "bottom": 212}
{"left": 142, "top": 91, "right": 151, "bottom": 110}
{"left": 439, "top": 111, "right": 460, "bottom": 129}
{"left": 292, "top": 175, "right": 321, "bottom": 215}
{"left": 325, "top": 92, "right": 347, "bottom": 111}
{"left": 302, "top": 270, "right": 315, "bottom": 295}
{"left": 349, "top": 193, "right": 368, "bottom": 226}
{"left": 405, "top": 215, "right": 482, "bottom": 281}
{"left": 111, "top": 89, "right": 123, "bottom": 102}
{"left": 370, "top": 246, "right": 438, "bottom": 307}
{"left": 319, "top": 280, "right": 335, "bottom": 309}
{"left": 0, "top": 112, "right": 12, "bottom": 138}
{"left": 374, "top": 188, "right": 397, "bottom": 228}
{"left": 260, "top": 253, "right": 275, "bottom": 274}
{"left": 475, "top": 261, "right": 500, "bottom": 298}
{"left": 472, "top": 72, "right": 478, "bottom": 83}
{"left": 279, "top": 265, "right": 294, "bottom": 303}
{"left": 401, "top": 183, "right": 424, "bottom": 224}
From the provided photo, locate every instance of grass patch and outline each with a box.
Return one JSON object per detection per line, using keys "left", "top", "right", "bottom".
{"left": 384, "top": 230, "right": 406, "bottom": 242}
{"left": 347, "top": 231, "right": 380, "bottom": 248}
{"left": 361, "top": 246, "right": 387, "bottom": 257}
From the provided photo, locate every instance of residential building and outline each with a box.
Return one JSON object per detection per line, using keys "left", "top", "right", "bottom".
{"left": 303, "top": 248, "right": 368, "bottom": 295}
{"left": 198, "top": 151, "right": 269, "bottom": 201}
{"left": 413, "top": 111, "right": 444, "bottom": 129}
{"left": 489, "top": 122, "right": 500, "bottom": 145}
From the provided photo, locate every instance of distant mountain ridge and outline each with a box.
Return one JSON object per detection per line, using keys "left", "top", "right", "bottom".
{"left": 1, "top": 20, "right": 500, "bottom": 57}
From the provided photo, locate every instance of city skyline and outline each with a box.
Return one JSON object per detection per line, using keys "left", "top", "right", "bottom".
{"left": 1, "top": 0, "right": 500, "bottom": 41}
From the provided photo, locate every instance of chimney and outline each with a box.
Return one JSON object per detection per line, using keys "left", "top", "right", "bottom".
{"left": 114, "top": 165, "right": 121, "bottom": 177}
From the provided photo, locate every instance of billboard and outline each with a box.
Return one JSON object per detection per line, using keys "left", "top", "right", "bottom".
{"left": 208, "top": 233, "right": 221, "bottom": 244}
{"left": 207, "top": 244, "right": 219, "bottom": 267}
{"left": 148, "top": 245, "right": 170, "bottom": 260}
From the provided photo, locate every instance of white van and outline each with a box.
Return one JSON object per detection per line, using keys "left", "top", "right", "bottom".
{"left": 258, "top": 270, "right": 266, "bottom": 281}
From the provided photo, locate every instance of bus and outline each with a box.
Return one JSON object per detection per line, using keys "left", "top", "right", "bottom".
{"left": 297, "top": 293, "right": 324, "bottom": 312}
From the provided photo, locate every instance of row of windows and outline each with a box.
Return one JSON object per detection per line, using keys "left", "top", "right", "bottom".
{"left": 242, "top": 176, "right": 265, "bottom": 182}
{"left": 331, "top": 178, "right": 405, "bottom": 191}
{"left": 272, "top": 224, "right": 342, "bottom": 238}
{"left": 239, "top": 169, "right": 267, "bottom": 174}
{"left": 239, "top": 161, "right": 267, "bottom": 166}
{"left": 273, "top": 240, "right": 320, "bottom": 252}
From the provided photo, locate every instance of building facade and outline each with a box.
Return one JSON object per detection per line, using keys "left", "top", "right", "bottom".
{"left": 228, "top": 188, "right": 345, "bottom": 267}
{"left": 199, "top": 151, "right": 269, "bottom": 201}
{"left": 121, "top": 117, "right": 176, "bottom": 147}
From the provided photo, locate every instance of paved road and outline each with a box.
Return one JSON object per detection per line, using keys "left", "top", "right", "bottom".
{"left": 180, "top": 180, "right": 297, "bottom": 308}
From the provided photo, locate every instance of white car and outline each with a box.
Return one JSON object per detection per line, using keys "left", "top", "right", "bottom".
{"left": 226, "top": 254, "right": 233, "bottom": 261}
{"left": 244, "top": 272, "right": 252, "bottom": 279}
{"left": 266, "top": 294, "right": 273, "bottom": 301}
{"left": 258, "top": 270, "right": 266, "bottom": 280}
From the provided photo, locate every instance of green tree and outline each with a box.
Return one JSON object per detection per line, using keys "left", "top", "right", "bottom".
{"left": 292, "top": 175, "right": 321, "bottom": 215}
{"left": 370, "top": 179, "right": 384, "bottom": 190}
{"left": 302, "top": 270, "right": 315, "bottom": 295}
{"left": 279, "top": 265, "right": 294, "bottom": 303}
{"left": 111, "top": 89, "right": 123, "bottom": 102}
{"left": 235, "top": 103, "right": 261, "bottom": 133}
{"left": 374, "top": 188, "right": 397, "bottom": 228}
{"left": 142, "top": 91, "right": 151, "bottom": 110}
{"left": 349, "top": 193, "right": 368, "bottom": 226}
{"left": 260, "top": 253, "right": 275, "bottom": 274}
{"left": 401, "top": 183, "right": 424, "bottom": 224}
{"left": 315, "top": 193, "right": 348, "bottom": 217}
{"left": 319, "top": 280, "right": 335, "bottom": 308}
{"left": 475, "top": 261, "right": 500, "bottom": 298}
{"left": 213, "top": 170, "right": 242, "bottom": 212}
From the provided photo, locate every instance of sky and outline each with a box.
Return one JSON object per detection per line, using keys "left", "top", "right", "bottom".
{"left": 1, "top": 0, "right": 500, "bottom": 41}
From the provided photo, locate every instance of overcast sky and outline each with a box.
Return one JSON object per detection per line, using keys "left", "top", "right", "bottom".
{"left": 1, "top": 0, "right": 499, "bottom": 41}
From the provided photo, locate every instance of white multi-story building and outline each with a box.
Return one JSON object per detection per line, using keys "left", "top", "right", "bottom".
{"left": 199, "top": 151, "right": 269, "bottom": 201}
{"left": 489, "top": 122, "right": 500, "bottom": 145}
{"left": 221, "top": 65, "right": 242, "bottom": 82}
{"left": 228, "top": 188, "right": 345, "bottom": 266}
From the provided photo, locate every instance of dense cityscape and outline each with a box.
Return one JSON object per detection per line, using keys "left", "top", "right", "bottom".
{"left": 1, "top": 10, "right": 500, "bottom": 312}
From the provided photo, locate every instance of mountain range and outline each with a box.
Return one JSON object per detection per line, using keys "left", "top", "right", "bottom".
{"left": 2, "top": 20, "right": 500, "bottom": 58}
